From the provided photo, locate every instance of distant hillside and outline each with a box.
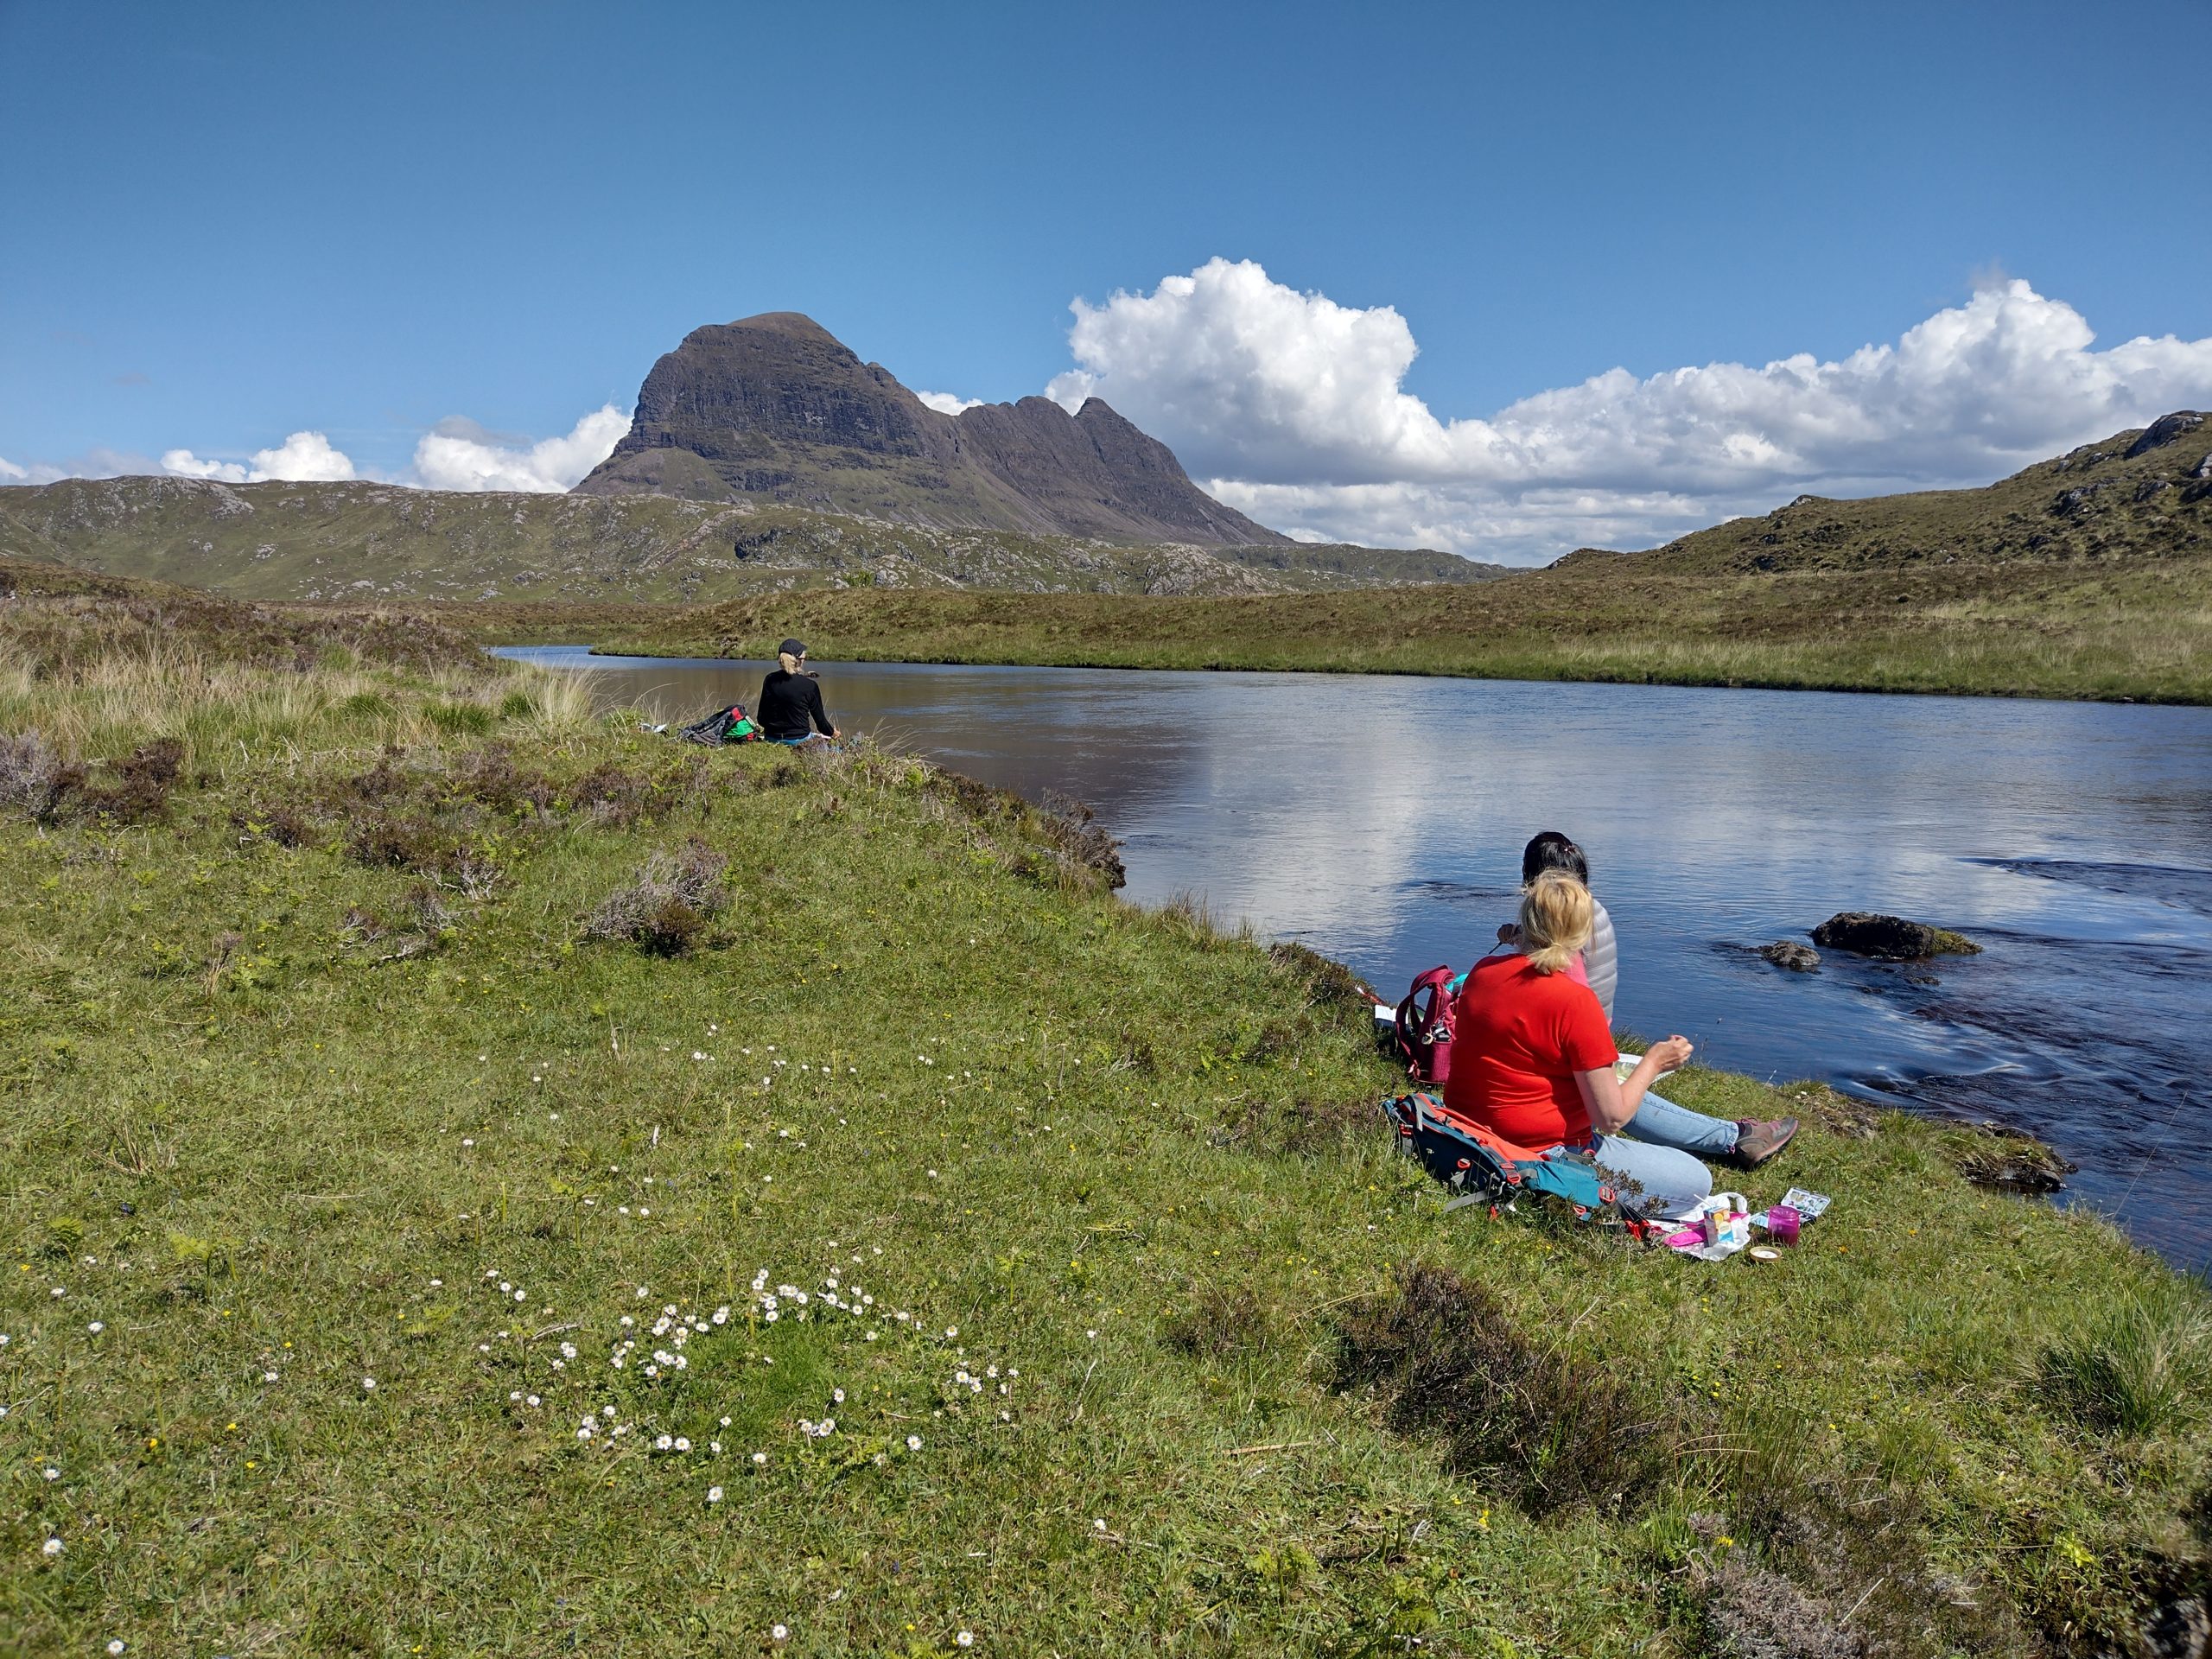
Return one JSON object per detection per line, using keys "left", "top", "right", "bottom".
{"left": 1575, "top": 409, "right": 2211, "bottom": 575}
{"left": 575, "top": 310, "right": 1281, "bottom": 544}
{"left": 0, "top": 475, "right": 1495, "bottom": 604}
{"left": 604, "top": 416, "right": 2212, "bottom": 704}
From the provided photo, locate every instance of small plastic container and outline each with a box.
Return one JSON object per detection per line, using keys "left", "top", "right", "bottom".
{"left": 1767, "top": 1204, "right": 1801, "bottom": 1245}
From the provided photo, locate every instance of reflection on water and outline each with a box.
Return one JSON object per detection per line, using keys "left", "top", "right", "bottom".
{"left": 499, "top": 646, "right": 2212, "bottom": 1268}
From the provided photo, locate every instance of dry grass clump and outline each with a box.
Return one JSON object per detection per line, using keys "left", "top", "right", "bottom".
{"left": 340, "top": 882, "right": 458, "bottom": 963}
{"left": 0, "top": 728, "right": 79, "bottom": 823}
{"left": 1335, "top": 1261, "right": 1686, "bottom": 1516}
{"left": 0, "top": 730, "right": 183, "bottom": 825}
{"left": 1693, "top": 1558, "right": 1865, "bottom": 1659}
{"left": 582, "top": 838, "right": 731, "bottom": 956}
{"left": 1038, "top": 790, "right": 1125, "bottom": 889}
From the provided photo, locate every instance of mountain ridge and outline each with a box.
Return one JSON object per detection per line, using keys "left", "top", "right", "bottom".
{"left": 573, "top": 311, "right": 1284, "bottom": 545}
{"left": 0, "top": 475, "right": 1490, "bottom": 604}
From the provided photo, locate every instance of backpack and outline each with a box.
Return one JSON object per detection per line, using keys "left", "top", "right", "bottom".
{"left": 1381, "top": 1090, "right": 1624, "bottom": 1221}
{"left": 1392, "top": 965, "right": 1459, "bottom": 1084}
{"left": 677, "top": 704, "right": 760, "bottom": 746}
{"left": 1393, "top": 950, "right": 1596, "bottom": 1084}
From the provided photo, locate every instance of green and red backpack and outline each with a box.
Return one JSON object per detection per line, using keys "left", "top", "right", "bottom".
{"left": 677, "top": 703, "right": 760, "bottom": 745}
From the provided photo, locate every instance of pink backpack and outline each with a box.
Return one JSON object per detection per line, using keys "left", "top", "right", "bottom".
{"left": 1393, "top": 965, "right": 1459, "bottom": 1084}
{"left": 1392, "top": 950, "right": 1592, "bottom": 1086}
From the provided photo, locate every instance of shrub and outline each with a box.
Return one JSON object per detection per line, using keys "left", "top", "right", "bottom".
{"left": 563, "top": 762, "right": 658, "bottom": 825}
{"left": 498, "top": 690, "right": 537, "bottom": 720}
{"left": 80, "top": 737, "right": 185, "bottom": 823}
{"left": 0, "top": 729, "right": 83, "bottom": 823}
{"left": 583, "top": 838, "right": 731, "bottom": 956}
{"left": 236, "top": 802, "right": 315, "bottom": 848}
{"left": 345, "top": 809, "right": 457, "bottom": 876}
{"left": 460, "top": 746, "right": 556, "bottom": 816}
{"left": 1334, "top": 1261, "right": 1684, "bottom": 1516}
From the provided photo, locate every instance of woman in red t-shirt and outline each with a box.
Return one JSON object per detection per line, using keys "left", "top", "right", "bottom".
{"left": 1444, "top": 869, "right": 1712, "bottom": 1217}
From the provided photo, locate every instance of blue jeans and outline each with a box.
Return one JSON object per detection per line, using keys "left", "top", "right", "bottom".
{"left": 1585, "top": 1092, "right": 1738, "bottom": 1219}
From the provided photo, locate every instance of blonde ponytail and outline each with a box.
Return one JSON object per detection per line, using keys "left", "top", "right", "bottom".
{"left": 778, "top": 651, "right": 802, "bottom": 675}
{"left": 1520, "top": 869, "right": 1594, "bottom": 974}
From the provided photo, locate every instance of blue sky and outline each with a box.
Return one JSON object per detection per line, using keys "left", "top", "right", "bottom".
{"left": 4, "top": 0, "right": 2209, "bottom": 559}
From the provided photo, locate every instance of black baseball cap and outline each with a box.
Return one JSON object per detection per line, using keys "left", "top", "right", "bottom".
{"left": 779, "top": 638, "right": 807, "bottom": 658}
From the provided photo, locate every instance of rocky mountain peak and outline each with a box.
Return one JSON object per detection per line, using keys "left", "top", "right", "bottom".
{"left": 575, "top": 316, "right": 1282, "bottom": 544}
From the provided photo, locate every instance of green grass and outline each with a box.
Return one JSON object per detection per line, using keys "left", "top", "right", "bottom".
{"left": 2, "top": 621, "right": 2209, "bottom": 1656}
{"left": 603, "top": 549, "right": 2212, "bottom": 703}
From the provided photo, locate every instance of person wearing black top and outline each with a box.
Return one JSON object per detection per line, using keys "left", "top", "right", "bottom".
{"left": 756, "top": 638, "right": 840, "bottom": 745}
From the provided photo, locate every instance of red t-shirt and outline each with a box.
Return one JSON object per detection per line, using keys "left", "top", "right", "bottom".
{"left": 1442, "top": 953, "right": 1618, "bottom": 1148}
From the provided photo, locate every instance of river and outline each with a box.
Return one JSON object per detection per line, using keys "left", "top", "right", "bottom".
{"left": 497, "top": 646, "right": 2212, "bottom": 1269}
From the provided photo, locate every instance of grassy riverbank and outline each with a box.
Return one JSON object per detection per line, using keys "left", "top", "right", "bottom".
{"left": 3, "top": 597, "right": 2209, "bottom": 1656}
{"left": 597, "top": 548, "right": 2212, "bottom": 703}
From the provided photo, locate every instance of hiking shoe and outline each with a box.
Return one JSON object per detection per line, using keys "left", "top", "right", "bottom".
{"left": 1731, "top": 1117, "right": 1798, "bottom": 1168}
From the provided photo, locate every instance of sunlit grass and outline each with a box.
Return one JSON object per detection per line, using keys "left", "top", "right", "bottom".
{"left": 1, "top": 636, "right": 2207, "bottom": 1656}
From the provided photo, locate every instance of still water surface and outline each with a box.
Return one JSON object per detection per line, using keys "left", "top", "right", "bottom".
{"left": 499, "top": 646, "right": 2212, "bottom": 1268}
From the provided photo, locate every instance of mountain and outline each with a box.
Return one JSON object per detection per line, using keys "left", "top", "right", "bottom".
{"left": 0, "top": 476, "right": 1495, "bottom": 605}
{"left": 1560, "top": 410, "right": 2211, "bottom": 575}
{"left": 571, "top": 311, "right": 1284, "bottom": 545}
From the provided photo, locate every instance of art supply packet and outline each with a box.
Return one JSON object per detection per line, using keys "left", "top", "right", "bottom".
{"left": 1777, "top": 1187, "right": 1831, "bottom": 1220}
{"left": 1663, "top": 1192, "right": 1751, "bottom": 1262}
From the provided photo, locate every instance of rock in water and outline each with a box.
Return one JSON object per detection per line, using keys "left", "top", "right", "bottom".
{"left": 1760, "top": 940, "right": 1821, "bottom": 972}
{"left": 1810, "top": 912, "right": 1981, "bottom": 959}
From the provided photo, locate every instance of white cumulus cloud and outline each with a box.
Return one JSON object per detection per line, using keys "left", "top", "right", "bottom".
{"left": 1046, "top": 257, "right": 2212, "bottom": 562}
{"left": 162, "top": 429, "right": 357, "bottom": 484}
{"left": 913, "top": 390, "right": 983, "bottom": 416}
{"left": 410, "top": 404, "right": 629, "bottom": 493}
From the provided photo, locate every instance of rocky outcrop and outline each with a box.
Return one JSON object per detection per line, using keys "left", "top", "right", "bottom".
{"left": 574, "top": 312, "right": 1285, "bottom": 545}
{"left": 1810, "top": 913, "right": 1981, "bottom": 960}
{"left": 2124, "top": 410, "right": 2206, "bottom": 459}
{"left": 1951, "top": 1122, "right": 2075, "bottom": 1194}
{"left": 1761, "top": 940, "right": 1821, "bottom": 972}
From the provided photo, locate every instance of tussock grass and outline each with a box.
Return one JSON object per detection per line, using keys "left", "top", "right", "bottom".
{"left": 2039, "top": 1288, "right": 2212, "bottom": 1438}
{"left": 1, "top": 632, "right": 2209, "bottom": 1656}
